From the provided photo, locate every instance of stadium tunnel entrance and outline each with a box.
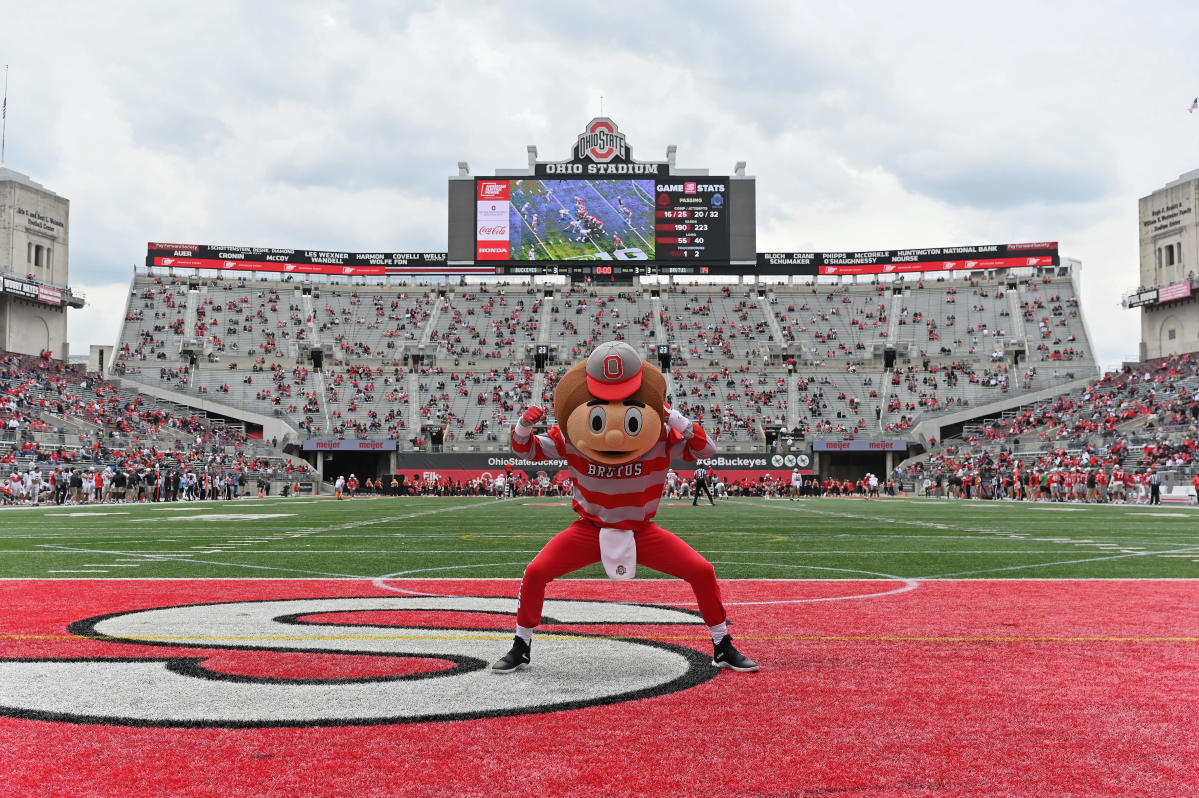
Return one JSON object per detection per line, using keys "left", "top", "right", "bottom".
{"left": 318, "top": 452, "right": 391, "bottom": 483}
{"left": 816, "top": 452, "right": 889, "bottom": 483}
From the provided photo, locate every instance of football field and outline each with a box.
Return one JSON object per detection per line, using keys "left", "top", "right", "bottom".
{"left": 2, "top": 496, "right": 1197, "bottom": 796}
{"left": 508, "top": 179, "right": 656, "bottom": 261}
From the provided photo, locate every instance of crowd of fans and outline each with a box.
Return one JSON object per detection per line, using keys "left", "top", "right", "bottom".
{"left": 899, "top": 353, "right": 1199, "bottom": 500}
{"left": 110, "top": 272, "right": 1106, "bottom": 448}
{"left": 2, "top": 350, "right": 316, "bottom": 505}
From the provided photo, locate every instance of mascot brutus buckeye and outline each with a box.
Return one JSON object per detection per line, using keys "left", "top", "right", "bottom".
{"left": 492, "top": 340, "right": 758, "bottom": 673}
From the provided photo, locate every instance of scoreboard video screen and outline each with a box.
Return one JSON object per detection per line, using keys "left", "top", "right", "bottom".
{"left": 475, "top": 178, "right": 730, "bottom": 264}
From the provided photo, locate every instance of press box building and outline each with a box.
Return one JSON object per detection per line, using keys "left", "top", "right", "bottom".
{"left": 1132, "top": 169, "right": 1199, "bottom": 359}
{"left": 0, "top": 167, "right": 83, "bottom": 358}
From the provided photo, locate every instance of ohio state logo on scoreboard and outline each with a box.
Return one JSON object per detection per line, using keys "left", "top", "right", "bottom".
{"left": 574, "top": 118, "right": 628, "bottom": 163}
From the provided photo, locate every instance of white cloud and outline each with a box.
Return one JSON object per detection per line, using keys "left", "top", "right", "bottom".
{"left": 67, "top": 281, "right": 134, "bottom": 355}
{"left": 0, "top": 1, "right": 1193, "bottom": 363}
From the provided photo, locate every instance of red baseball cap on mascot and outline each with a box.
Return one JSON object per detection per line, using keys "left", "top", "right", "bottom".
{"left": 585, "top": 341, "right": 643, "bottom": 400}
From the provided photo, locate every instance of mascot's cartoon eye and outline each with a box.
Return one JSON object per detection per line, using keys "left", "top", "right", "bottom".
{"left": 624, "top": 407, "right": 643, "bottom": 436}
{"left": 589, "top": 406, "right": 607, "bottom": 434}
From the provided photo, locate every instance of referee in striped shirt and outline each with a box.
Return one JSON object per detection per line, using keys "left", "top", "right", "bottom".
{"left": 692, "top": 466, "right": 715, "bottom": 506}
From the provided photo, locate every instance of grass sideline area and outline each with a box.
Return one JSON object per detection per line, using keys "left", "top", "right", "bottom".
{"left": 2, "top": 494, "right": 1198, "bottom": 581}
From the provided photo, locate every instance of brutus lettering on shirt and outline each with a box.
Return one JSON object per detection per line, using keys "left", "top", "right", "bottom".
{"left": 586, "top": 462, "right": 644, "bottom": 479}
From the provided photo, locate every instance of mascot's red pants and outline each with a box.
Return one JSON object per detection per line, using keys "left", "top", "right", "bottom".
{"left": 516, "top": 516, "right": 727, "bottom": 627}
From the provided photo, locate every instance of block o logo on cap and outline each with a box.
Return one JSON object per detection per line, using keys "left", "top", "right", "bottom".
{"left": 586, "top": 341, "right": 643, "bottom": 400}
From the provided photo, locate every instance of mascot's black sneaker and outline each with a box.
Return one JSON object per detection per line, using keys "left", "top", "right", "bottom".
{"left": 713, "top": 634, "right": 759, "bottom": 672}
{"left": 491, "top": 635, "right": 531, "bottom": 673}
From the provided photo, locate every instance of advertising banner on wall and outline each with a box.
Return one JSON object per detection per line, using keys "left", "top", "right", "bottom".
{"left": 0, "top": 276, "right": 64, "bottom": 306}
{"left": 812, "top": 440, "right": 909, "bottom": 452}
{"left": 757, "top": 242, "right": 1058, "bottom": 276}
{"left": 1157, "top": 280, "right": 1193, "bottom": 303}
{"left": 302, "top": 440, "right": 398, "bottom": 452}
{"left": 1126, "top": 288, "right": 1160, "bottom": 308}
{"left": 146, "top": 244, "right": 477, "bottom": 276}
{"left": 316, "top": 450, "right": 814, "bottom": 483}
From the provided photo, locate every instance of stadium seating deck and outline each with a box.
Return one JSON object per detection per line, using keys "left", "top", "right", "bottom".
{"left": 104, "top": 270, "right": 1115, "bottom": 455}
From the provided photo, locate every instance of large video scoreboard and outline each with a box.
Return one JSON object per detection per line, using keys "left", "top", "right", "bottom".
{"left": 141, "top": 119, "right": 1062, "bottom": 282}
{"left": 451, "top": 118, "right": 756, "bottom": 274}
{"left": 474, "top": 177, "right": 731, "bottom": 265}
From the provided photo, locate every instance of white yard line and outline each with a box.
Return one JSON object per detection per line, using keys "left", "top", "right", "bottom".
{"left": 918, "top": 545, "right": 1199, "bottom": 579}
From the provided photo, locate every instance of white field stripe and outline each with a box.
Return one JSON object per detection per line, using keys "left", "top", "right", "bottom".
{"left": 727, "top": 498, "right": 989, "bottom": 533}
{"left": 37, "top": 544, "right": 369, "bottom": 579}
{"left": 918, "top": 545, "right": 1199, "bottom": 579}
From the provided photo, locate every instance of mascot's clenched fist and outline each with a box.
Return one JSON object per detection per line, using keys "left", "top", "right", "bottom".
{"left": 492, "top": 340, "right": 758, "bottom": 673}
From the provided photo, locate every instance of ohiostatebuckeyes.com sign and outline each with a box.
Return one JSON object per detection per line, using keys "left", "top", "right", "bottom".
{"left": 377, "top": 453, "right": 813, "bottom": 485}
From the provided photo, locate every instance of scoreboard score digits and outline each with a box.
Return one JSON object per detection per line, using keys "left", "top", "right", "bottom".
{"left": 653, "top": 179, "right": 729, "bottom": 261}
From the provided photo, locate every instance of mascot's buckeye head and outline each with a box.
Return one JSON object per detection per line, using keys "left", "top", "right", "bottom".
{"left": 554, "top": 341, "right": 667, "bottom": 466}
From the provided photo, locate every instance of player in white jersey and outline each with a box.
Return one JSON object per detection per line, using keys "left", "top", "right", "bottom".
{"left": 8, "top": 470, "right": 25, "bottom": 501}
{"left": 789, "top": 468, "right": 802, "bottom": 500}
{"left": 666, "top": 468, "right": 679, "bottom": 498}
{"left": 26, "top": 468, "right": 43, "bottom": 505}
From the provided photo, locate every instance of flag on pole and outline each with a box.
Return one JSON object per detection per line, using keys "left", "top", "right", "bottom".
{"left": 1190, "top": 97, "right": 1198, "bottom": 114}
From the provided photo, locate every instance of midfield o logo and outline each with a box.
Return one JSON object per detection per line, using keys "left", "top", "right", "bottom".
{"left": 574, "top": 118, "right": 628, "bottom": 164}
{"left": 0, "top": 596, "right": 712, "bottom": 727}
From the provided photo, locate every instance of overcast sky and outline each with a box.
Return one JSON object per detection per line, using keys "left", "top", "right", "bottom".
{"left": 3, "top": 0, "right": 1198, "bottom": 369}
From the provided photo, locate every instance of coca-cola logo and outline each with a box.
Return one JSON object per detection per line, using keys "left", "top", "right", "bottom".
{"left": 478, "top": 225, "right": 507, "bottom": 236}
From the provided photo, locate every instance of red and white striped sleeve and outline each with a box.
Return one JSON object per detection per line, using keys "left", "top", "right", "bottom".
{"left": 513, "top": 424, "right": 566, "bottom": 461}
{"left": 668, "top": 419, "right": 716, "bottom": 462}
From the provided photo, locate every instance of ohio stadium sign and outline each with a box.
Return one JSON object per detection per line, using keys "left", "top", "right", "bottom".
{"left": 538, "top": 117, "right": 664, "bottom": 176}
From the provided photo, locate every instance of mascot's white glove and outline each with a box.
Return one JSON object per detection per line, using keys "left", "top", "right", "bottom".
{"left": 514, "top": 405, "right": 544, "bottom": 440}
{"left": 664, "top": 406, "right": 693, "bottom": 438}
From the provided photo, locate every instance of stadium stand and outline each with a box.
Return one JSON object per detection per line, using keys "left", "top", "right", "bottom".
{"left": 900, "top": 352, "right": 1199, "bottom": 498}
{"left": 106, "top": 269, "right": 1108, "bottom": 457}
{"left": 2, "top": 349, "right": 317, "bottom": 504}
{"left": 13, "top": 262, "right": 1196, "bottom": 503}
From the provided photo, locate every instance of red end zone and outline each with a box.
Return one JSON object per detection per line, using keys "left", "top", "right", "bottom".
{"left": 1, "top": 578, "right": 1196, "bottom": 797}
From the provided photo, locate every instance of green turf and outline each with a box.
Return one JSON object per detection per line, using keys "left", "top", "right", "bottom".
{"left": 2, "top": 496, "right": 1198, "bottom": 580}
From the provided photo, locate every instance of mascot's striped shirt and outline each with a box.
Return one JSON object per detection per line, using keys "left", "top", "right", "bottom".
{"left": 512, "top": 422, "right": 715, "bottom": 531}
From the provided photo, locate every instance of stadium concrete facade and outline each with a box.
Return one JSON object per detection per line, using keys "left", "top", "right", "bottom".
{"left": 0, "top": 166, "right": 83, "bottom": 358}
{"left": 1134, "top": 169, "right": 1199, "bottom": 359}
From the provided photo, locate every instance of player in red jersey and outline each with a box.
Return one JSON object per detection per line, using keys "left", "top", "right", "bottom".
{"left": 492, "top": 341, "right": 758, "bottom": 673}
{"left": 1112, "top": 467, "right": 1126, "bottom": 502}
